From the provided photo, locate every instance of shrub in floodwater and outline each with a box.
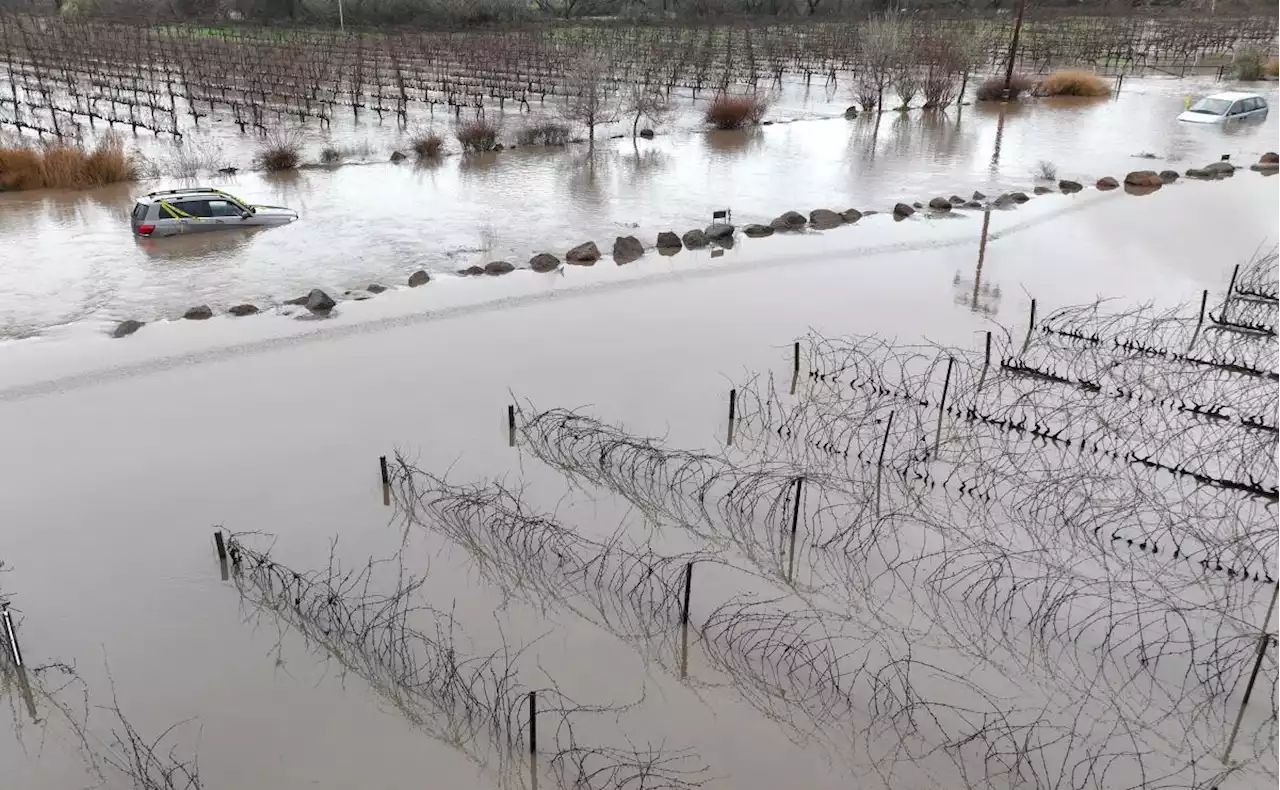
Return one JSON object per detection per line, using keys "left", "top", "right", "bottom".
{"left": 319, "top": 146, "right": 342, "bottom": 164}
{"left": 704, "top": 95, "right": 768, "bottom": 130}
{"left": 975, "top": 74, "right": 1034, "bottom": 101}
{"left": 410, "top": 131, "right": 445, "bottom": 159}
{"left": 516, "top": 122, "right": 571, "bottom": 147}
{"left": 1035, "top": 71, "right": 1111, "bottom": 98}
{"left": 1231, "top": 47, "right": 1267, "bottom": 81}
{"left": 1036, "top": 160, "right": 1057, "bottom": 180}
{"left": 255, "top": 130, "right": 302, "bottom": 172}
{"left": 0, "top": 133, "right": 136, "bottom": 191}
{"left": 455, "top": 120, "right": 499, "bottom": 153}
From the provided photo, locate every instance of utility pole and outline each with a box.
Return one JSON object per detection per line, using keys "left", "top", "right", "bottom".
{"left": 1003, "top": 0, "right": 1028, "bottom": 96}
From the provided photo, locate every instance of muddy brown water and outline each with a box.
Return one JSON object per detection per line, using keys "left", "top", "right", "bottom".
{"left": 0, "top": 73, "right": 1277, "bottom": 790}
{"left": 1, "top": 75, "right": 1276, "bottom": 342}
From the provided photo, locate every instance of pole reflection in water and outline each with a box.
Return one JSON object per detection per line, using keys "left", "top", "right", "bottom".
{"left": 953, "top": 208, "right": 1001, "bottom": 315}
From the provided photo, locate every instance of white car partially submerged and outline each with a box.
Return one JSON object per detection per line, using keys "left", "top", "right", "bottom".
{"left": 1178, "top": 91, "right": 1269, "bottom": 124}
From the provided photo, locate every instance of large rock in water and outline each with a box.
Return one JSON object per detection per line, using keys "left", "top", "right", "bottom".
{"left": 655, "top": 231, "right": 682, "bottom": 251}
{"left": 1261, "top": 152, "right": 1279, "bottom": 164}
{"left": 366, "top": 283, "right": 388, "bottom": 294}
{"left": 682, "top": 229, "right": 709, "bottom": 249}
{"left": 1096, "top": 176, "right": 1119, "bottom": 190}
{"left": 743, "top": 224, "right": 774, "bottom": 237}
{"left": 1159, "top": 170, "right": 1179, "bottom": 183}
{"left": 1009, "top": 192, "right": 1031, "bottom": 203}
{"left": 893, "top": 203, "right": 915, "bottom": 218}
{"left": 1203, "top": 161, "right": 1236, "bottom": 176}
{"left": 1058, "top": 180, "right": 1083, "bottom": 193}
{"left": 1033, "top": 185, "right": 1053, "bottom": 195}
{"left": 613, "top": 235, "right": 644, "bottom": 264}
{"left": 841, "top": 208, "right": 863, "bottom": 223}
{"left": 228, "top": 304, "right": 259, "bottom": 316}
{"left": 183, "top": 305, "right": 213, "bottom": 320}
{"left": 565, "top": 241, "right": 601, "bottom": 264}
{"left": 112, "top": 319, "right": 144, "bottom": 338}
{"left": 529, "top": 253, "right": 560, "bottom": 272}
{"left": 1124, "top": 170, "right": 1163, "bottom": 187}
{"left": 927, "top": 197, "right": 952, "bottom": 211}
{"left": 484, "top": 260, "right": 515, "bottom": 275}
{"left": 408, "top": 270, "right": 430, "bottom": 287}
{"left": 809, "top": 209, "right": 844, "bottom": 229}
{"left": 389, "top": 151, "right": 407, "bottom": 163}
{"left": 704, "top": 224, "right": 734, "bottom": 241}
{"left": 770, "top": 211, "right": 807, "bottom": 231}
{"left": 305, "top": 289, "right": 336, "bottom": 313}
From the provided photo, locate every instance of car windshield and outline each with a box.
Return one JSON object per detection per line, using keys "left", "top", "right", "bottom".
{"left": 1189, "top": 98, "right": 1232, "bottom": 115}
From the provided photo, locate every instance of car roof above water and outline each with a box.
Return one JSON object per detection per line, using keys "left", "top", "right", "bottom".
{"left": 1205, "top": 91, "right": 1266, "bottom": 102}
{"left": 135, "top": 187, "right": 233, "bottom": 204}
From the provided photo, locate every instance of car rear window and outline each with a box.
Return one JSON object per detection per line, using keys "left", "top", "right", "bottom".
{"left": 131, "top": 202, "right": 149, "bottom": 223}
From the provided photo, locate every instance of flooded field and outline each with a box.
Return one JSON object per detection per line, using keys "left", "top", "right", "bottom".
{"left": 1, "top": 74, "right": 1276, "bottom": 341}
{"left": 1, "top": 15, "right": 1278, "bottom": 787}
{"left": 1, "top": 140, "right": 1278, "bottom": 789}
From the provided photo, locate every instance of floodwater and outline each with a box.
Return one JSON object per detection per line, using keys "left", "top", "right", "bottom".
{"left": 1, "top": 66, "right": 1278, "bottom": 790}
{"left": 0, "top": 74, "right": 1276, "bottom": 341}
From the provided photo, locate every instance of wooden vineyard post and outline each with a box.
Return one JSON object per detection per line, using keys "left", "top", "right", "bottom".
{"left": 680, "top": 561, "right": 693, "bottom": 678}
{"left": 787, "top": 478, "right": 803, "bottom": 583}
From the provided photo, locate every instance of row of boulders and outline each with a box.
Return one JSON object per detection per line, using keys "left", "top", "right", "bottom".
{"left": 112, "top": 268, "right": 436, "bottom": 338}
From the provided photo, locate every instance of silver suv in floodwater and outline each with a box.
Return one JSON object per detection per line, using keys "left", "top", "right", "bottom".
{"left": 130, "top": 187, "right": 298, "bottom": 237}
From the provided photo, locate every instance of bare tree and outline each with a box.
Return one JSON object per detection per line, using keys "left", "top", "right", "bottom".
{"left": 622, "top": 69, "right": 671, "bottom": 140}
{"left": 558, "top": 55, "right": 619, "bottom": 147}
{"left": 854, "top": 11, "right": 908, "bottom": 112}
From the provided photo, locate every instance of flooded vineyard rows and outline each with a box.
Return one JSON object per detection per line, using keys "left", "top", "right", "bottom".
{"left": 1, "top": 11, "right": 1278, "bottom": 790}
{"left": 1, "top": 236, "right": 1276, "bottom": 789}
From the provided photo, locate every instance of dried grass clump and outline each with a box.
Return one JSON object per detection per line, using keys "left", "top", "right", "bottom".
{"left": 1036, "top": 71, "right": 1111, "bottom": 97}
{"left": 255, "top": 130, "right": 301, "bottom": 172}
{"left": 704, "top": 95, "right": 768, "bottom": 130}
{"left": 455, "top": 120, "right": 499, "bottom": 153}
{"left": 975, "top": 74, "right": 1034, "bottom": 101}
{"left": 516, "top": 122, "right": 571, "bottom": 147}
{"left": 0, "top": 133, "right": 137, "bottom": 191}
{"left": 1268, "top": 57, "right": 1279, "bottom": 78}
{"left": 410, "top": 131, "right": 445, "bottom": 159}
{"left": 1230, "top": 47, "right": 1267, "bottom": 81}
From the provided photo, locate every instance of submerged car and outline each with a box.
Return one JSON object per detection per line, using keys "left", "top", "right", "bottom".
{"left": 1177, "top": 92, "right": 1269, "bottom": 124}
{"left": 130, "top": 187, "right": 298, "bottom": 237}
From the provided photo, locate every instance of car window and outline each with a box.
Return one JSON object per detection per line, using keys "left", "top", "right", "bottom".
{"left": 131, "top": 202, "right": 148, "bottom": 223}
{"left": 178, "top": 200, "right": 213, "bottom": 218}
{"left": 1190, "top": 98, "right": 1231, "bottom": 115}
{"left": 207, "top": 199, "right": 241, "bottom": 217}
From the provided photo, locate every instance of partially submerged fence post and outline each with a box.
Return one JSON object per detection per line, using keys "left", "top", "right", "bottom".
{"left": 1223, "top": 582, "right": 1279, "bottom": 764}
{"left": 1223, "top": 264, "right": 1241, "bottom": 323}
{"left": 790, "top": 340, "right": 800, "bottom": 395}
{"left": 787, "top": 478, "right": 803, "bottom": 583}
{"left": 1, "top": 603, "right": 23, "bottom": 668}
{"left": 1189, "top": 289, "right": 1210, "bottom": 351}
{"left": 380, "top": 455, "right": 391, "bottom": 506}
{"left": 214, "top": 529, "right": 229, "bottom": 580}
{"left": 934, "top": 357, "right": 955, "bottom": 451}
{"left": 1020, "top": 297, "right": 1037, "bottom": 354}
{"left": 680, "top": 561, "right": 693, "bottom": 678}
{"left": 508, "top": 406, "right": 516, "bottom": 447}
{"left": 874, "top": 410, "right": 895, "bottom": 517}
{"left": 528, "top": 690, "right": 538, "bottom": 788}
{"left": 726, "top": 389, "right": 737, "bottom": 446}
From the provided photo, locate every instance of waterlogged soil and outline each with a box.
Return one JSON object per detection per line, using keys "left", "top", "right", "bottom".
{"left": 0, "top": 155, "right": 1276, "bottom": 789}
{"left": 1, "top": 75, "right": 1276, "bottom": 341}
